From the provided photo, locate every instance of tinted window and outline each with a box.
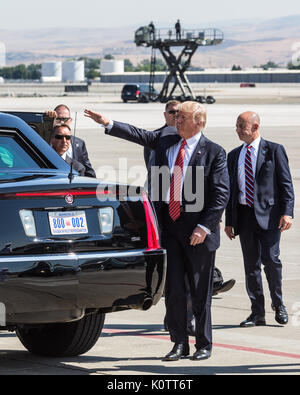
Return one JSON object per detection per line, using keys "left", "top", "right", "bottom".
{"left": 139, "top": 84, "right": 150, "bottom": 92}
{"left": 0, "top": 136, "right": 41, "bottom": 169}
{"left": 123, "top": 85, "right": 138, "bottom": 93}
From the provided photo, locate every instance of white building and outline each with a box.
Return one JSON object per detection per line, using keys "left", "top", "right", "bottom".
{"left": 41, "top": 62, "right": 62, "bottom": 82}
{"left": 62, "top": 61, "right": 85, "bottom": 82}
{"left": 0, "top": 42, "right": 6, "bottom": 67}
{"left": 101, "top": 59, "right": 124, "bottom": 74}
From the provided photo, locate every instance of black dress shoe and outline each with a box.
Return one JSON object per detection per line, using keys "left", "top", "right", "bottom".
{"left": 213, "top": 279, "right": 236, "bottom": 296}
{"left": 274, "top": 305, "right": 288, "bottom": 325}
{"left": 240, "top": 314, "right": 266, "bottom": 327}
{"left": 162, "top": 343, "right": 190, "bottom": 361}
{"left": 191, "top": 349, "right": 211, "bottom": 361}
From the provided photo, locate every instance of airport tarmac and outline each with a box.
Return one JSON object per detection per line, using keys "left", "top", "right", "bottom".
{"left": 0, "top": 88, "right": 299, "bottom": 376}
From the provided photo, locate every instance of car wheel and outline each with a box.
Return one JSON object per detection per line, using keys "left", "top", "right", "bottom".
{"left": 123, "top": 99, "right": 127, "bottom": 103}
{"left": 196, "top": 95, "right": 206, "bottom": 103}
{"left": 206, "top": 96, "right": 216, "bottom": 104}
{"left": 139, "top": 95, "right": 149, "bottom": 103}
{"left": 16, "top": 311, "right": 105, "bottom": 357}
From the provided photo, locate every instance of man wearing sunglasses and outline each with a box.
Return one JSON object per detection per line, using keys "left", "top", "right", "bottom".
{"left": 144, "top": 100, "right": 180, "bottom": 172}
{"left": 50, "top": 125, "right": 85, "bottom": 176}
{"left": 46, "top": 104, "right": 96, "bottom": 178}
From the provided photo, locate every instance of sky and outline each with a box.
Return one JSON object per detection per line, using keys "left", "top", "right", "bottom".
{"left": 1, "top": 0, "right": 299, "bottom": 30}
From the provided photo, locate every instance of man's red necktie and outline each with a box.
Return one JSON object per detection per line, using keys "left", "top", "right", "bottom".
{"left": 169, "top": 139, "right": 186, "bottom": 221}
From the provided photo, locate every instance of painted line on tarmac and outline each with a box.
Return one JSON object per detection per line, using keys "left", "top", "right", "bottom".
{"left": 102, "top": 329, "right": 300, "bottom": 360}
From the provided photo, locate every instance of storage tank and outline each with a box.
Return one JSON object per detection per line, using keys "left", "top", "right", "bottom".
{"left": 0, "top": 42, "right": 6, "bottom": 67}
{"left": 41, "top": 62, "right": 62, "bottom": 81}
{"left": 62, "top": 61, "right": 85, "bottom": 82}
{"left": 101, "top": 59, "right": 124, "bottom": 74}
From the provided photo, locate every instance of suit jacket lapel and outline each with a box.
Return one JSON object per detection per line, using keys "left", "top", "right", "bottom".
{"left": 158, "top": 133, "right": 180, "bottom": 166}
{"left": 187, "top": 133, "right": 207, "bottom": 167}
{"left": 232, "top": 146, "right": 243, "bottom": 192}
{"left": 255, "top": 138, "right": 267, "bottom": 177}
{"left": 234, "top": 146, "right": 243, "bottom": 175}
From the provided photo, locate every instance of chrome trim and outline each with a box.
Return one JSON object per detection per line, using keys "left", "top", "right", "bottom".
{"left": 0, "top": 249, "right": 148, "bottom": 264}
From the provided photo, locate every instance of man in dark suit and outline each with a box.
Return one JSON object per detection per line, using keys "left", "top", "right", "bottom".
{"left": 46, "top": 104, "right": 96, "bottom": 178}
{"left": 225, "top": 111, "right": 294, "bottom": 327}
{"left": 144, "top": 100, "right": 235, "bottom": 334}
{"left": 84, "top": 102, "right": 230, "bottom": 361}
{"left": 50, "top": 125, "right": 85, "bottom": 176}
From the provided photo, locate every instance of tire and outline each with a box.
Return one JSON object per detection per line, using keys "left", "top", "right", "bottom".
{"left": 139, "top": 95, "right": 149, "bottom": 103}
{"left": 16, "top": 311, "right": 105, "bottom": 357}
{"left": 196, "top": 95, "right": 206, "bottom": 103}
{"left": 206, "top": 96, "right": 216, "bottom": 104}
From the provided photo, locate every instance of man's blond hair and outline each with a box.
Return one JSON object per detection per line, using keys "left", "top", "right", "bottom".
{"left": 179, "top": 101, "right": 207, "bottom": 127}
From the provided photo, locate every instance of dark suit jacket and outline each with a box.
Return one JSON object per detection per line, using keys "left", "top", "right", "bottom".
{"left": 225, "top": 138, "right": 294, "bottom": 234}
{"left": 65, "top": 154, "right": 86, "bottom": 176}
{"left": 143, "top": 124, "right": 169, "bottom": 167}
{"left": 106, "top": 121, "right": 230, "bottom": 251}
{"left": 143, "top": 124, "right": 178, "bottom": 195}
{"left": 71, "top": 136, "right": 96, "bottom": 178}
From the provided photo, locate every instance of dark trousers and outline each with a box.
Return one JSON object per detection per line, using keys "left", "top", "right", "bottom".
{"left": 238, "top": 204, "right": 283, "bottom": 316}
{"left": 161, "top": 206, "right": 215, "bottom": 351}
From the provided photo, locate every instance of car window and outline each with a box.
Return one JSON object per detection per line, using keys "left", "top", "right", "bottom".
{"left": 0, "top": 135, "right": 41, "bottom": 169}
{"left": 123, "top": 85, "right": 138, "bottom": 93}
{"left": 139, "top": 85, "right": 149, "bottom": 92}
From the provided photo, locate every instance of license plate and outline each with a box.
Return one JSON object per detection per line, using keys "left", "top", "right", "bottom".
{"left": 49, "top": 211, "right": 88, "bottom": 235}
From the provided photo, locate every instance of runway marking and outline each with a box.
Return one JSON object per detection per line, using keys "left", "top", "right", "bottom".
{"left": 102, "top": 329, "right": 300, "bottom": 360}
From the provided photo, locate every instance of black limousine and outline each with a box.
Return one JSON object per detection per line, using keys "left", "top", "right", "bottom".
{"left": 0, "top": 112, "right": 166, "bottom": 357}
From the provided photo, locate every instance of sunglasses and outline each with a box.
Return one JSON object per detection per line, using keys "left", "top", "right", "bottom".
{"left": 56, "top": 117, "right": 70, "bottom": 122}
{"left": 167, "top": 110, "right": 178, "bottom": 114}
{"left": 55, "top": 134, "right": 71, "bottom": 140}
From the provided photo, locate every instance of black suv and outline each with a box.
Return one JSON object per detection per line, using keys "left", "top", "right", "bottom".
{"left": 121, "top": 83, "right": 158, "bottom": 103}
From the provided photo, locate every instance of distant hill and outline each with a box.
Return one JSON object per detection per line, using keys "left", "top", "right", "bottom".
{"left": 1, "top": 15, "right": 300, "bottom": 68}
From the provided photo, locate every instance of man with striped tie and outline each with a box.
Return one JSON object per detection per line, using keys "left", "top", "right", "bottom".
{"left": 84, "top": 102, "right": 230, "bottom": 361}
{"left": 225, "top": 111, "right": 294, "bottom": 328}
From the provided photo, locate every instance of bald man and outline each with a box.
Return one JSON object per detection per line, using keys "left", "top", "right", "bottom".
{"left": 225, "top": 111, "right": 294, "bottom": 327}
{"left": 84, "top": 102, "right": 230, "bottom": 361}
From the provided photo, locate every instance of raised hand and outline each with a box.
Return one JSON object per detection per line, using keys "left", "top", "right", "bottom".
{"left": 84, "top": 109, "right": 110, "bottom": 127}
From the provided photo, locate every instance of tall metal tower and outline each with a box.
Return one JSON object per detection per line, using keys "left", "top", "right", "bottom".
{"left": 135, "top": 25, "right": 224, "bottom": 103}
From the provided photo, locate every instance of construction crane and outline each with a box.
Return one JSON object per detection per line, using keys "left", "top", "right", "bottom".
{"left": 134, "top": 24, "right": 224, "bottom": 103}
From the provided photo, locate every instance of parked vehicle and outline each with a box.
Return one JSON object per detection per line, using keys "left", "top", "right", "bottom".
{"left": 240, "top": 83, "right": 256, "bottom": 87}
{"left": 196, "top": 95, "right": 207, "bottom": 104}
{"left": 121, "top": 83, "right": 158, "bottom": 103}
{"left": 205, "top": 95, "right": 216, "bottom": 104}
{"left": 0, "top": 112, "right": 166, "bottom": 357}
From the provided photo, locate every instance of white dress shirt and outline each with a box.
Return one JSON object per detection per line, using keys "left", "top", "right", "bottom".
{"left": 238, "top": 136, "right": 261, "bottom": 205}
{"left": 166, "top": 131, "right": 202, "bottom": 203}
{"left": 167, "top": 131, "right": 210, "bottom": 234}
